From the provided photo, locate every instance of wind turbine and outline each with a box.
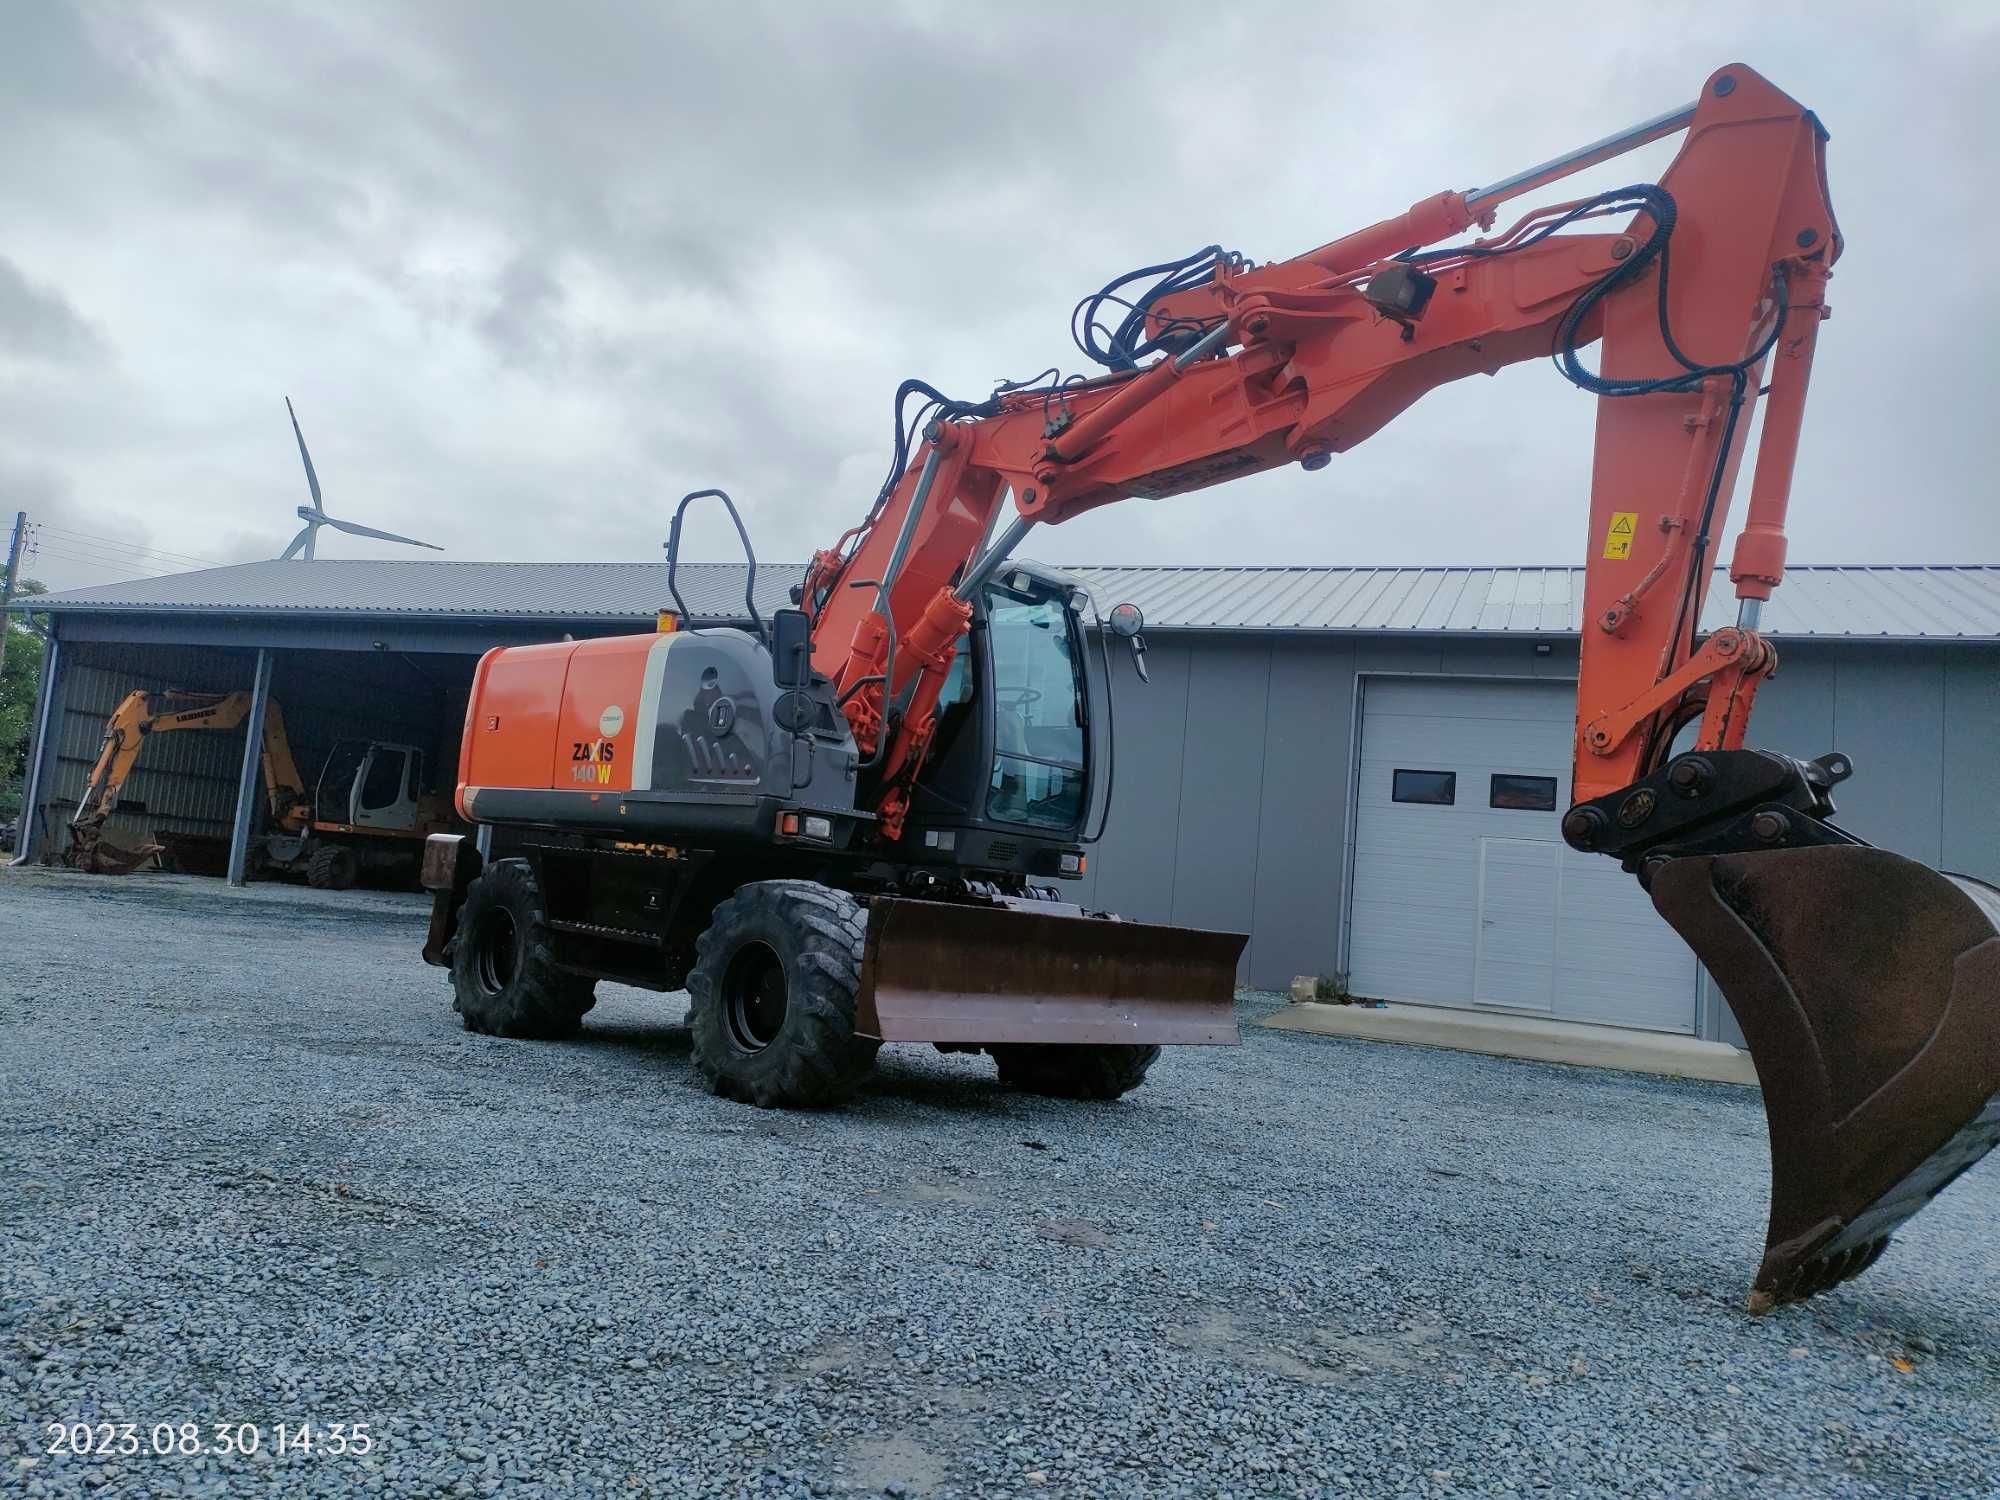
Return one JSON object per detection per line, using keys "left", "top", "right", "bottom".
{"left": 279, "top": 397, "right": 443, "bottom": 560}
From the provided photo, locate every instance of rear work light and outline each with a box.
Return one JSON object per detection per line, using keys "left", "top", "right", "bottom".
{"left": 780, "top": 812, "right": 833, "bottom": 841}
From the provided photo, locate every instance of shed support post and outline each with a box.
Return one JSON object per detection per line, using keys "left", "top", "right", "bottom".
{"left": 10, "top": 631, "right": 61, "bottom": 866}
{"left": 226, "top": 648, "right": 275, "bottom": 888}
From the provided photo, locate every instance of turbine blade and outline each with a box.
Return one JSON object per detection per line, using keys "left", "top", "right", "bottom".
{"left": 279, "top": 524, "right": 312, "bottom": 560}
{"left": 285, "top": 396, "right": 324, "bottom": 513}
{"left": 322, "top": 516, "right": 444, "bottom": 550}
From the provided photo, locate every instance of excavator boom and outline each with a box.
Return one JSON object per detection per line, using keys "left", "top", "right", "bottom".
{"left": 791, "top": 64, "right": 1998, "bottom": 1308}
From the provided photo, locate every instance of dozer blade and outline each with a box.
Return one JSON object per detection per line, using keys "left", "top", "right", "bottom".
{"left": 1649, "top": 845, "right": 2000, "bottom": 1312}
{"left": 855, "top": 897, "right": 1245, "bottom": 1046}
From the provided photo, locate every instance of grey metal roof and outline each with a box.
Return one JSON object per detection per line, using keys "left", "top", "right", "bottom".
{"left": 1078, "top": 564, "right": 2000, "bottom": 639}
{"left": 24, "top": 558, "right": 790, "bottom": 623}
{"left": 20, "top": 559, "right": 2000, "bottom": 641}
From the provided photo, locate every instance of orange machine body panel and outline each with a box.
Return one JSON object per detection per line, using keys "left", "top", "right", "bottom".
{"left": 553, "top": 635, "right": 653, "bottom": 794}
{"left": 457, "top": 635, "right": 655, "bottom": 819}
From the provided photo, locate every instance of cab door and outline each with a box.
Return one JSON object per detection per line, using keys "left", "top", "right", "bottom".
{"left": 350, "top": 743, "right": 422, "bottom": 831}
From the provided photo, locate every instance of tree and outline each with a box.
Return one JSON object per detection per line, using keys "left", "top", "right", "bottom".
{"left": 1, "top": 575, "right": 48, "bottom": 815}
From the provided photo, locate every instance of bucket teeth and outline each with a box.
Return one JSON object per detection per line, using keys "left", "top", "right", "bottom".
{"left": 1750, "top": 1237, "right": 1894, "bottom": 1315}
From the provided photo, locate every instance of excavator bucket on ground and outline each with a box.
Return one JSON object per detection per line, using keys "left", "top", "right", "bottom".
{"left": 1650, "top": 846, "right": 2000, "bottom": 1311}
{"left": 63, "top": 829, "right": 162, "bottom": 875}
{"left": 855, "top": 897, "right": 1245, "bottom": 1047}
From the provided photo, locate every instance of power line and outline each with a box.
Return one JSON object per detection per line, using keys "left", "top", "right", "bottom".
{"left": 27, "top": 548, "right": 160, "bottom": 573}
{"left": 21, "top": 543, "right": 179, "bottom": 580}
{"left": 38, "top": 521, "right": 221, "bottom": 559}
{"left": 32, "top": 524, "right": 226, "bottom": 569}
{"left": 42, "top": 539, "right": 225, "bottom": 571}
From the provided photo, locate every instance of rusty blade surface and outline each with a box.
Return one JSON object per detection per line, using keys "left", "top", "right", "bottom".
{"left": 1649, "top": 846, "right": 2000, "bottom": 1312}
{"left": 857, "top": 897, "right": 1245, "bottom": 1046}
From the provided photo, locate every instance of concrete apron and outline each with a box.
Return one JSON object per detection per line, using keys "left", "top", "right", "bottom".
{"left": 1262, "top": 998, "right": 1759, "bottom": 1087}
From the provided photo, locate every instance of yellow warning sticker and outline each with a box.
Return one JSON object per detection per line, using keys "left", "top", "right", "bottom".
{"left": 1602, "top": 511, "right": 1638, "bottom": 560}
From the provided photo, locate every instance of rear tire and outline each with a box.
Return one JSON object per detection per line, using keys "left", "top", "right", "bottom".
{"left": 988, "top": 1043, "right": 1160, "bottom": 1101}
{"left": 687, "top": 880, "right": 878, "bottom": 1109}
{"left": 451, "top": 858, "right": 596, "bottom": 1039}
{"left": 306, "top": 843, "right": 361, "bottom": 891}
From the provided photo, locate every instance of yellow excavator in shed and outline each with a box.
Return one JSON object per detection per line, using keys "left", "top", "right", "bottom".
{"left": 66, "top": 688, "right": 453, "bottom": 887}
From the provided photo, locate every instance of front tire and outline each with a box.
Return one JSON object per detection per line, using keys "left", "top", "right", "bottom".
{"left": 451, "top": 858, "right": 596, "bottom": 1039}
{"left": 687, "top": 881, "right": 878, "bottom": 1109}
{"left": 307, "top": 843, "right": 361, "bottom": 891}
{"left": 988, "top": 1043, "right": 1160, "bottom": 1101}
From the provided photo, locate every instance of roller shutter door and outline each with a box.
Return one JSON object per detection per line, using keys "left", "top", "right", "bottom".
{"left": 1346, "top": 677, "right": 1696, "bottom": 1032}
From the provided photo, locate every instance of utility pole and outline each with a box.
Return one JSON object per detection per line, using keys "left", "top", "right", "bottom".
{"left": 0, "top": 511, "right": 25, "bottom": 683}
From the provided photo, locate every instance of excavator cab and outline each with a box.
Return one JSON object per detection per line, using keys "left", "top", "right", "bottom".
{"left": 901, "top": 561, "right": 1095, "bottom": 878}
{"left": 314, "top": 737, "right": 429, "bottom": 833}
{"left": 853, "top": 559, "right": 1246, "bottom": 1048}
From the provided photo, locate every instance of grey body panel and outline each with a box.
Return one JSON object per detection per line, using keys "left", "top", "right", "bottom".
{"left": 648, "top": 629, "right": 858, "bottom": 822}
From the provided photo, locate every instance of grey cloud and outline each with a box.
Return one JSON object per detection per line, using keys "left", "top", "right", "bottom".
{"left": 476, "top": 255, "right": 569, "bottom": 366}
{"left": 0, "top": 257, "right": 106, "bottom": 364}
{"left": 0, "top": 451, "right": 243, "bottom": 586}
{"left": 1, "top": 1, "right": 1996, "bottom": 596}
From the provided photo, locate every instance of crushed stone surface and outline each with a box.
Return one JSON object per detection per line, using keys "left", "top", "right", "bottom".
{"left": 2, "top": 866, "right": 1995, "bottom": 1498}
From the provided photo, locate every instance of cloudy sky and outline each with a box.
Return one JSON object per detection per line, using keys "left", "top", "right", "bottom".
{"left": 4, "top": 2, "right": 1995, "bottom": 593}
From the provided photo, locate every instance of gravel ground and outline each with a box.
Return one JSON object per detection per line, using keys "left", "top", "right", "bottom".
{"left": 2, "top": 866, "right": 1996, "bottom": 1500}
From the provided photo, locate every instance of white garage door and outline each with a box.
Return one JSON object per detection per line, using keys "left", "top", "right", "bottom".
{"left": 1346, "top": 677, "right": 1696, "bottom": 1033}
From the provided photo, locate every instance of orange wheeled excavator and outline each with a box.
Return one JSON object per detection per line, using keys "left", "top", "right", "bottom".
{"left": 422, "top": 65, "right": 1999, "bottom": 1311}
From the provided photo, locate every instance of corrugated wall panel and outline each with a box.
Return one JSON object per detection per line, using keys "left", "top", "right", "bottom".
{"left": 49, "top": 642, "right": 262, "bottom": 848}
{"left": 1250, "top": 638, "right": 1356, "bottom": 989}
{"left": 1943, "top": 647, "right": 2000, "bottom": 883}
{"left": 1829, "top": 646, "right": 1946, "bottom": 866}
{"left": 1083, "top": 636, "right": 1192, "bottom": 927}
{"left": 1083, "top": 633, "right": 2000, "bottom": 1004}
{"left": 1168, "top": 637, "right": 1270, "bottom": 981}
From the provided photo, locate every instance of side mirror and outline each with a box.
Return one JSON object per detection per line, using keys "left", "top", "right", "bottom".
{"left": 1107, "top": 602, "right": 1149, "bottom": 684}
{"left": 771, "top": 607, "right": 813, "bottom": 689}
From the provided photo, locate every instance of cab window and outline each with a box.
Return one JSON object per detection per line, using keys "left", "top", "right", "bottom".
{"left": 985, "top": 592, "right": 1086, "bottom": 830}
{"left": 360, "top": 748, "right": 408, "bottom": 811}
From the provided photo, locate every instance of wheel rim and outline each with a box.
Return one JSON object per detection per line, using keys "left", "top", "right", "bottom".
{"left": 721, "top": 941, "right": 788, "bottom": 1053}
{"left": 474, "top": 907, "right": 520, "bottom": 996}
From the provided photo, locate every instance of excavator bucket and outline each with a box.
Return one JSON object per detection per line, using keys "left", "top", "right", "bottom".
{"left": 855, "top": 897, "right": 1245, "bottom": 1047}
{"left": 63, "top": 829, "right": 163, "bottom": 876}
{"left": 1649, "top": 846, "right": 2000, "bottom": 1311}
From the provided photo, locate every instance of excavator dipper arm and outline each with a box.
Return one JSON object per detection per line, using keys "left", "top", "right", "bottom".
{"left": 798, "top": 64, "right": 1999, "bottom": 1308}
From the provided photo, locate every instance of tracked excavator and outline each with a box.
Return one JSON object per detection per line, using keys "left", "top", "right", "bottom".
{"left": 422, "top": 65, "right": 1999, "bottom": 1311}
